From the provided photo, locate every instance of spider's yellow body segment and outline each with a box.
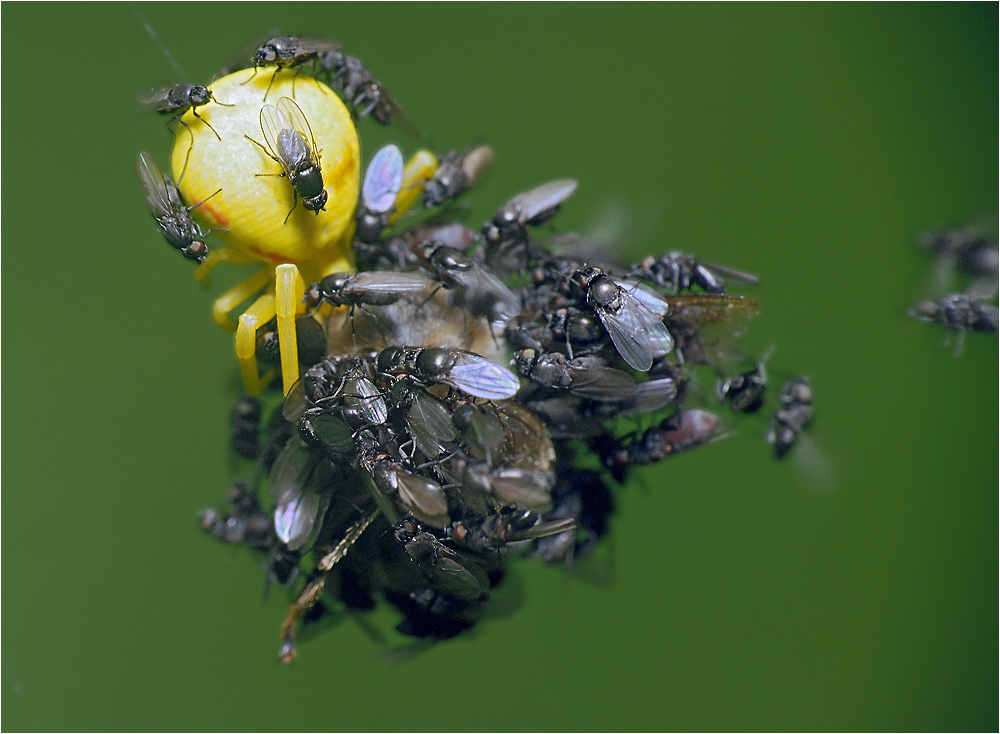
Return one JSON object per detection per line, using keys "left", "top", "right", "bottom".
{"left": 171, "top": 69, "right": 360, "bottom": 281}
{"left": 167, "top": 68, "right": 438, "bottom": 396}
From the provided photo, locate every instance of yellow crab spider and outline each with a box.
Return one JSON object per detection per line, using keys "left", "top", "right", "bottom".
{"left": 170, "top": 68, "right": 438, "bottom": 396}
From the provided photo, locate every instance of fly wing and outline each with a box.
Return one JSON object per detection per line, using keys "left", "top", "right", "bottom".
{"left": 407, "top": 391, "right": 457, "bottom": 458}
{"left": 598, "top": 301, "right": 674, "bottom": 372}
{"left": 344, "top": 376, "right": 388, "bottom": 425}
{"left": 258, "top": 103, "right": 290, "bottom": 163}
{"left": 361, "top": 144, "right": 404, "bottom": 213}
{"left": 507, "top": 179, "right": 578, "bottom": 221}
{"left": 488, "top": 468, "right": 554, "bottom": 512}
{"left": 136, "top": 86, "right": 170, "bottom": 111}
{"left": 276, "top": 97, "right": 320, "bottom": 160}
{"left": 395, "top": 472, "right": 449, "bottom": 528}
{"left": 353, "top": 270, "right": 431, "bottom": 294}
{"left": 137, "top": 151, "right": 174, "bottom": 217}
{"left": 566, "top": 363, "right": 637, "bottom": 401}
{"left": 618, "top": 280, "right": 670, "bottom": 317}
{"left": 443, "top": 351, "right": 521, "bottom": 400}
{"left": 449, "top": 266, "right": 521, "bottom": 320}
{"left": 274, "top": 484, "right": 326, "bottom": 550}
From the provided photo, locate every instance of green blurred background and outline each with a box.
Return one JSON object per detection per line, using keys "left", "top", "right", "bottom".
{"left": 3, "top": 3, "right": 996, "bottom": 730}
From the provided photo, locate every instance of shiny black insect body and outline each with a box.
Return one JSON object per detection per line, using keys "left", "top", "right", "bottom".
{"left": 387, "top": 377, "right": 458, "bottom": 460}
{"left": 137, "top": 151, "right": 217, "bottom": 264}
{"left": 632, "top": 252, "right": 759, "bottom": 294}
{"left": 371, "top": 458, "right": 450, "bottom": 528}
{"left": 309, "top": 271, "right": 432, "bottom": 310}
{"left": 573, "top": 267, "right": 674, "bottom": 372}
{"left": 716, "top": 361, "right": 767, "bottom": 413}
{"left": 597, "top": 409, "right": 722, "bottom": 482}
{"left": 483, "top": 179, "right": 578, "bottom": 269}
{"left": 376, "top": 346, "right": 521, "bottom": 400}
{"left": 246, "top": 97, "right": 327, "bottom": 221}
{"left": 911, "top": 293, "right": 999, "bottom": 335}
{"left": 418, "top": 241, "right": 520, "bottom": 321}
{"left": 139, "top": 83, "right": 229, "bottom": 141}
{"left": 422, "top": 145, "right": 495, "bottom": 207}
{"left": 767, "top": 378, "right": 813, "bottom": 459}
{"left": 514, "top": 349, "right": 637, "bottom": 402}
{"left": 317, "top": 51, "right": 415, "bottom": 132}
{"left": 248, "top": 35, "right": 343, "bottom": 100}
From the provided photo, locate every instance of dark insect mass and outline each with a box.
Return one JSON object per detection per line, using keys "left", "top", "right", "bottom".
{"left": 139, "top": 34, "right": 813, "bottom": 663}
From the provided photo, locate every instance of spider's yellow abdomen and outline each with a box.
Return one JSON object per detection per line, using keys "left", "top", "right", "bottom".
{"left": 170, "top": 68, "right": 360, "bottom": 282}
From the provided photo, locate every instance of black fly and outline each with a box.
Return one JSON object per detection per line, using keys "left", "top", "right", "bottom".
{"left": 245, "top": 97, "right": 327, "bottom": 222}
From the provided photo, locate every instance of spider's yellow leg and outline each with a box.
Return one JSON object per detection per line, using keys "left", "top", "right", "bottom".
{"left": 235, "top": 293, "right": 276, "bottom": 397}
{"left": 193, "top": 247, "right": 257, "bottom": 283}
{"left": 211, "top": 267, "right": 271, "bottom": 331}
{"left": 388, "top": 150, "right": 439, "bottom": 225}
{"left": 275, "top": 264, "right": 306, "bottom": 395}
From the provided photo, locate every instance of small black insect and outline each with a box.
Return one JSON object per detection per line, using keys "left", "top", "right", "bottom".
{"left": 376, "top": 346, "right": 521, "bottom": 401}
{"left": 910, "top": 293, "right": 999, "bottom": 335}
{"left": 137, "top": 151, "right": 219, "bottom": 264}
{"left": 514, "top": 349, "right": 637, "bottom": 402}
{"left": 596, "top": 409, "right": 722, "bottom": 482}
{"left": 716, "top": 360, "right": 768, "bottom": 414}
{"left": 572, "top": 267, "right": 674, "bottom": 372}
{"left": 483, "top": 180, "right": 579, "bottom": 273}
{"left": 767, "top": 378, "right": 813, "bottom": 459}
{"left": 247, "top": 35, "right": 343, "bottom": 100}
{"left": 245, "top": 97, "right": 327, "bottom": 222}
{"left": 139, "top": 83, "right": 230, "bottom": 141}
{"left": 356, "top": 144, "right": 404, "bottom": 245}
{"left": 422, "top": 145, "right": 495, "bottom": 208}
{"left": 418, "top": 241, "right": 520, "bottom": 321}
{"left": 317, "top": 51, "right": 415, "bottom": 132}
{"left": 632, "top": 251, "right": 759, "bottom": 294}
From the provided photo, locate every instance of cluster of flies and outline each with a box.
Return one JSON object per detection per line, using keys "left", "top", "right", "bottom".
{"left": 139, "top": 36, "right": 815, "bottom": 661}
{"left": 137, "top": 35, "right": 411, "bottom": 258}
{"left": 909, "top": 225, "right": 998, "bottom": 348}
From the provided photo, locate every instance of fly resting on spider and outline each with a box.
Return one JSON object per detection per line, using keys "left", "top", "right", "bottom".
{"left": 165, "top": 67, "right": 437, "bottom": 396}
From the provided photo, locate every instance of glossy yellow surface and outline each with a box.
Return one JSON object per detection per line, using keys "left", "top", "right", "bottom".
{"left": 170, "top": 68, "right": 359, "bottom": 284}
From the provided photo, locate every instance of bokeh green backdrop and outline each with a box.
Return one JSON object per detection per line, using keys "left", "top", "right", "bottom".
{"left": 2, "top": 3, "right": 996, "bottom": 731}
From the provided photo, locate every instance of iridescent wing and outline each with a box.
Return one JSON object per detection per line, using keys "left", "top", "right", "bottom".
{"left": 361, "top": 144, "right": 404, "bottom": 213}
{"left": 441, "top": 351, "right": 521, "bottom": 400}
{"left": 598, "top": 300, "right": 675, "bottom": 372}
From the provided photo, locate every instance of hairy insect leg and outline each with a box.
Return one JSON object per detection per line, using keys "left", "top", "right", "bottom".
{"left": 212, "top": 267, "right": 271, "bottom": 331}
{"left": 194, "top": 247, "right": 257, "bottom": 283}
{"left": 236, "top": 292, "right": 277, "bottom": 397}
{"left": 388, "top": 150, "right": 439, "bottom": 225}
{"left": 169, "top": 116, "right": 195, "bottom": 184}
{"left": 279, "top": 574, "right": 328, "bottom": 664}
{"left": 275, "top": 264, "right": 306, "bottom": 395}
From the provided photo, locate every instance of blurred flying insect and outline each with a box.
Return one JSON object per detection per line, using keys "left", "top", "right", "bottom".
{"left": 910, "top": 292, "right": 998, "bottom": 355}
{"left": 356, "top": 143, "right": 405, "bottom": 245}
{"left": 573, "top": 266, "right": 674, "bottom": 372}
{"left": 247, "top": 34, "right": 344, "bottom": 100}
{"left": 767, "top": 378, "right": 813, "bottom": 459}
{"left": 137, "top": 151, "right": 221, "bottom": 264}
{"left": 422, "top": 145, "right": 495, "bottom": 208}
{"left": 245, "top": 97, "right": 327, "bottom": 222}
